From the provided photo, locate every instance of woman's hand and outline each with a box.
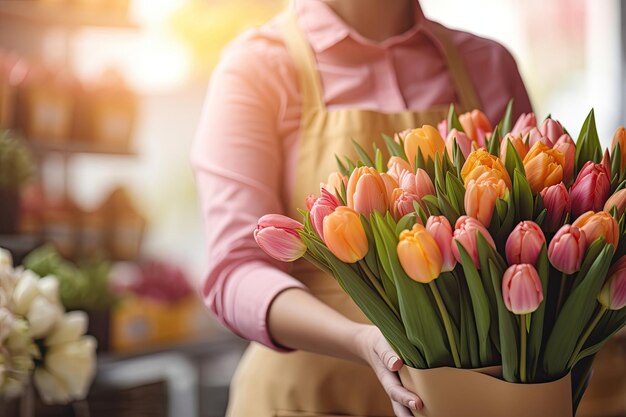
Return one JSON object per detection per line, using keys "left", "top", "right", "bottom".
{"left": 354, "top": 324, "right": 423, "bottom": 417}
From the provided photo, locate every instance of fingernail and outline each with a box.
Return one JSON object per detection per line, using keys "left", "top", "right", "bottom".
{"left": 408, "top": 400, "right": 417, "bottom": 410}
{"left": 387, "top": 356, "right": 400, "bottom": 369}
{"left": 416, "top": 399, "right": 424, "bottom": 410}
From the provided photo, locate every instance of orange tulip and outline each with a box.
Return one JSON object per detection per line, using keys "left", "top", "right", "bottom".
{"left": 403, "top": 125, "right": 446, "bottom": 169}
{"left": 604, "top": 188, "right": 626, "bottom": 217}
{"left": 459, "top": 109, "right": 492, "bottom": 146}
{"left": 499, "top": 133, "right": 529, "bottom": 163}
{"left": 397, "top": 223, "right": 443, "bottom": 283}
{"left": 611, "top": 126, "right": 626, "bottom": 171}
{"left": 464, "top": 171, "right": 508, "bottom": 227}
{"left": 346, "top": 167, "right": 388, "bottom": 216}
{"left": 572, "top": 211, "right": 619, "bottom": 249}
{"left": 380, "top": 173, "right": 399, "bottom": 203}
{"left": 522, "top": 141, "right": 565, "bottom": 194}
{"left": 461, "top": 149, "right": 512, "bottom": 189}
{"left": 386, "top": 156, "right": 412, "bottom": 182}
{"left": 323, "top": 207, "right": 369, "bottom": 263}
{"left": 321, "top": 172, "right": 348, "bottom": 197}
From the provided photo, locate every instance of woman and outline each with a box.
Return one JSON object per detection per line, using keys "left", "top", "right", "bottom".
{"left": 192, "top": 1, "right": 532, "bottom": 416}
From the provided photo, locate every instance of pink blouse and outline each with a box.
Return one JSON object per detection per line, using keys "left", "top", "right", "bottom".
{"left": 191, "top": 0, "right": 532, "bottom": 350}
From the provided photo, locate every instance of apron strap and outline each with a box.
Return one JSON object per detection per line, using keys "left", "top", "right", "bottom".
{"left": 279, "top": 11, "right": 326, "bottom": 111}
{"left": 426, "top": 21, "right": 483, "bottom": 112}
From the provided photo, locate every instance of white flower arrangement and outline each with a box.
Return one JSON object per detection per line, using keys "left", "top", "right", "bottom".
{"left": 0, "top": 248, "right": 97, "bottom": 404}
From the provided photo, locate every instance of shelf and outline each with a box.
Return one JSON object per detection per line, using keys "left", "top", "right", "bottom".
{"left": 27, "top": 139, "right": 137, "bottom": 156}
{"left": 0, "top": 1, "right": 139, "bottom": 29}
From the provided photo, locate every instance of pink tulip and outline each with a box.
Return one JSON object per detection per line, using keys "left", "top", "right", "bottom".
{"left": 505, "top": 221, "right": 546, "bottom": 266}
{"left": 451, "top": 215, "right": 496, "bottom": 269}
{"left": 539, "top": 118, "right": 565, "bottom": 145}
{"left": 548, "top": 225, "right": 587, "bottom": 274}
{"left": 438, "top": 119, "right": 449, "bottom": 138}
{"left": 387, "top": 156, "right": 412, "bottom": 182}
{"left": 446, "top": 128, "right": 474, "bottom": 159}
{"left": 254, "top": 214, "right": 306, "bottom": 262}
{"left": 553, "top": 134, "right": 576, "bottom": 183}
{"left": 390, "top": 188, "right": 420, "bottom": 221}
{"left": 426, "top": 216, "right": 456, "bottom": 272}
{"left": 310, "top": 189, "right": 340, "bottom": 240}
{"left": 347, "top": 167, "right": 388, "bottom": 216}
{"left": 527, "top": 127, "right": 552, "bottom": 148}
{"left": 321, "top": 172, "right": 348, "bottom": 197}
{"left": 510, "top": 112, "right": 537, "bottom": 137}
{"left": 598, "top": 255, "right": 626, "bottom": 310}
{"left": 502, "top": 264, "right": 544, "bottom": 315}
{"left": 572, "top": 211, "right": 619, "bottom": 249}
{"left": 380, "top": 173, "right": 399, "bottom": 203}
{"left": 306, "top": 194, "right": 316, "bottom": 211}
{"left": 540, "top": 183, "right": 571, "bottom": 232}
{"left": 569, "top": 162, "right": 611, "bottom": 218}
{"left": 399, "top": 169, "right": 435, "bottom": 203}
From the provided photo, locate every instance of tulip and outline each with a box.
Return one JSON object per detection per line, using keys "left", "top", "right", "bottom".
{"left": 611, "top": 126, "right": 626, "bottom": 171}
{"left": 540, "top": 183, "right": 571, "bottom": 232}
{"left": 451, "top": 215, "right": 496, "bottom": 269}
{"left": 553, "top": 134, "right": 576, "bottom": 183}
{"left": 321, "top": 172, "right": 348, "bottom": 197}
{"left": 397, "top": 223, "right": 443, "bottom": 283}
{"left": 310, "top": 189, "right": 340, "bottom": 240}
{"left": 461, "top": 149, "right": 512, "bottom": 189}
{"left": 459, "top": 109, "right": 492, "bottom": 146}
{"left": 323, "top": 207, "right": 368, "bottom": 263}
{"left": 305, "top": 194, "right": 316, "bottom": 210}
{"left": 464, "top": 171, "right": 508, "bottom": 227}
{"left": 527, "top": 127, "right": 548, "bottom": 148}
{"left": 604, "top": 188, "right": 626, "bottom": 217}
{"left": 438, "top": 119, "right": 449, "bottom": 138}
{"left": 254, "top": 214, "right": 307, "bottom": 262}
{"left": 572, "top": 211, "right": 619, "bottom": 249}
{"left": 404, "top": 125, "right": 446, "bottom": 169}
{"left": 446, "top": 128, "right": 474, "bottom": 159}
{"left": 346, "top": 166, "right": 388, "bottom": 216}
{"left": 502, "top": 264, "right": 544, "bottom": 315}
{"left": 390, "top": 188, "right": 420, "bottom": 221}
{"left": 380, "top": 173, "right": 399, "bottom": 203}
{"left": 569, "top": 162, "right": 611, "bottom": 218}
{"left": 387, "top": 156, "right": 412, "bottom": 182}
{"left": 598, "top": 256, "right": 626, "bottom": 310}
{"left": 506, "top": 221, "right": 546, "bottom": 265}
{"left": 540, "top": 118, "right": 565, "bottom": 145}
{"left": 522, "top": 141, "right": 565, "bottom": 194}
{"left": 510, "top": 112, "right": 537, "bottom": 137}
{"left": 499, "top": 133, "right": 529, "bottom": 162}
{"left": 548, "top": 224, "right": 587, "bottom": 275}
{"left": 399, "top": 168, "right": 435, "bottom": 203}
{"left": 394, "top": 128, "right": 412, "bottom": 144}
{"left": 426, "top": 216, "right": 456, "bottom": 272}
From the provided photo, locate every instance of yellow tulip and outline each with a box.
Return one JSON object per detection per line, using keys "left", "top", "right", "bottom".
{"left": 403, "top": 125, "right": 446, "bottom": 169}
{"left": 397, "top": 224, "right": 443, "bottom": 283}
{"left": 522, "top": 142, "right": 565, "bottom": 194}
{"left": 461, "top": 149, "right": 512, "bottom": 189}
{"left": 323, "top": 207, "right": 369, "bottom": 263}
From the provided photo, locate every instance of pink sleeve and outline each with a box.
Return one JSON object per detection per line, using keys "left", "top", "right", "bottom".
{"left": 191, "top": 39, "right": 307, "bottom": 351}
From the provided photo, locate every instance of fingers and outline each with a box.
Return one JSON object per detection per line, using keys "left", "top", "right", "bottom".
{"left": 373, "top": 338, "right": 403, "bottom": 371}
{"left": 371, "top": 354, "right": 422, "bottom": 411}
{"left": 392, "top": 400, "right": 415, "bottom": 417}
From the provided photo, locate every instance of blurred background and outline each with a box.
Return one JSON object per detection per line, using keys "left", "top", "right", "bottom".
{"left": 0, "top": 0, "right": 623, "bottom": 416}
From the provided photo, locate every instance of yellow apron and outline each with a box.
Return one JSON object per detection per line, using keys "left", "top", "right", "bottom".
{"left": 226, "top": 11, "right": 481, "bottom": 417}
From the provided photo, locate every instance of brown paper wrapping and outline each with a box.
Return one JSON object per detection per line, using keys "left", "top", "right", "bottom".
{"left": 399, "top": 366, "right": 572, "bottom": 417}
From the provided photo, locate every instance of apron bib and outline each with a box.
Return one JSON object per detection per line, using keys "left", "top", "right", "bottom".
{"left": 226, "top": 11, "right": 480, "bottom": 417}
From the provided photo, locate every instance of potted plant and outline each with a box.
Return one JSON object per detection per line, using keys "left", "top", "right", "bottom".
{"left": 0, "top": 130, "right": 35, "bottom": 234}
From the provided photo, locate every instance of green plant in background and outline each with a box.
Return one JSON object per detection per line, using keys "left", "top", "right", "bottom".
{"left": 0, "top": 130, "right": 35, "bottom": 190}
{"left": 23, "top": 245, "right": 118, "bottom": 311}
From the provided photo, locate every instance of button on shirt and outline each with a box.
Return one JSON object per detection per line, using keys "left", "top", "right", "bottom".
{"left": 191, "top": 0, "right": 532, "bottom": 350}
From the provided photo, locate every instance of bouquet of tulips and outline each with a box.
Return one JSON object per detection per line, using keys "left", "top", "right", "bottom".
{"left": 0, "top": 248, "right": 97, "bottom": 406}
{"left": 255, "top": 102, "right": 626, "bottom": 416}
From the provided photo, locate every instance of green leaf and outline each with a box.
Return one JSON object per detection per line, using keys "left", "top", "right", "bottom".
{"left": 534, "top": 209, "right": 547, "bottom": 228}
{"left": 415, "top": 148, "right": 426, "bottom": 172}
{"left": 352, "top": 139, "right": 375, "bottom": 167}
{"left": 447, "top": 104, "right": 464, "bottom": 132}
{"left": 544, "top": 245, "right": 613, "bottom": 375}
{"left": 571, "top": 238, "right": 607, "bottom": 290}
{"left": 395, "top": 213, "right": 417, "bottom": 236}
{"left": 338, "top": 180, "right": 348, "bottom": 206}
{"left": 504, "top": 139, "right": 526, "bottom": 180}
{"left": 611, "top": 142, "right": 622, "bottom": 183}
{"left": 344, "top": 156, "right": 356, "bottom": 172}
{"left": 383, "top": 133, "right": 407, "bottom": 160}
{"left": 513, "top": 169, "right": 534, "bottom": 220}
{"left": 575, "top": 109, "right": 602, "bottom": 175}
{"left": 500, "top": 99, "right": 514, "bottom": 135}
{"left": 488, "top": 125, "right": 502, "bottom": 157}
{"left": 456, "top": 242, "right": 493, "bottom": 364}
{"left": 476, "top": 233, "right": 501, "bottom": 351}
{"left": 437, "top": 193, "right": 460, "bottom": 226}
{"left": 422, "top": 195, "right": 442, "bottom": 217}
{"left": 445, "top": 172, "right": 466, "bottom": 215}
{"left": 458, "top": 274, "right": 481, "bottom": 367}
{"left": 375, "top": 147, "right": 384, "bottom": 172}
{"left": 489, "top": 259, "right": 519, "bottom": 382}
{"left": 528, "top": 245, "right": 549, "bottom": 380}
{"left": 335, "top": 155, "right": 349, "bottom": 176}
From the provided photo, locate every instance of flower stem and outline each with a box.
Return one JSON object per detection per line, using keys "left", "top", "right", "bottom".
{"left": 302, "top": 252, "right": 333, "bottom": 276}
{"left": 567, "top": 306, "right": 608, "bottom": 369}
{"left": 429, "top": 281, "right": 462, "bottom": 368}
{"left": 555, "top": 272, "right": 568, "bottom": 317}
{"left": 358, "top": 260, "right": 401, "bottom": 319}
{"left": 520, "top": 314, "right": 527, "bottom": 383}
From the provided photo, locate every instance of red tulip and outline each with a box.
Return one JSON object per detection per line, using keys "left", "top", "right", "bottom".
{"left": 569, "top": 162, "right": 611, "bottom": 218}
{"left": 598, "top": 255, "right": 626, "bottom": 310}
{"left": 310, "top": 189, "right": 340, "bottom": 240}
{"left": 426, "top": 216, "right": 456, "bottom": 272}
{"left": 502, "top": 264, "right": 544, "bottom": 315}
{"left": 510, "top": 112, "right": 537, "bottom": 137}
{"left": 553, "top": 134, "right": 576, "bottom": 183}
{"left": 451, "top": 215, "right": 496, "bottom": 269}
{"left": 548, "top": 225, "right": 586, "bottom": 274}
{"left": 254, "top": 214, "right": 306, "bottom": 262}
{"left": 540, "top": 183, "right": 571, "bottom": 232}
{"left": 505, "top": 221, "right": 546, "bottom": 265}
